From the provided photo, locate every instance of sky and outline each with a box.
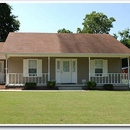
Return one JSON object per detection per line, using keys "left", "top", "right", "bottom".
{"left": 7, "top": 2, "right": 130, "bottom": 36}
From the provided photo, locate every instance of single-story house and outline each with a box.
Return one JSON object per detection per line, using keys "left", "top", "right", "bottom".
{"left": 0, "top": 32, "right": 130, "bottom": 90}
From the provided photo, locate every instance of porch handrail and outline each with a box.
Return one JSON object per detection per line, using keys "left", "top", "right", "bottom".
{"left": 90, "top": 73, "right": 128, "bottom": 84}
{"left": 7, "top": 73, "right": 49, "bottom": 85}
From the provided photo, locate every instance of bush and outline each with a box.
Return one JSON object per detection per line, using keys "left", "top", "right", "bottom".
{"left": 86, "top": 81, "right": 96, "bottom": 90}
{"left": 103, "top": 84, "right": 113, "bottom": 90}
{"left": 24, "top": 82, "right": 37, "bottom": 90}
{"left": 47, "top": 80, "right": 56, "bottom": 89}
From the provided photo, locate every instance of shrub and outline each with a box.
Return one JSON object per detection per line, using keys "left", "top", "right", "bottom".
{"left": 47, "top": 80, "right": 56, "bottom": 89}
{"left": 103, "top": 84, "right": 113, "bottom": 90}
{"left": 86, "top": 81, "right": 96, "bottom": 90}
{"left": 24, "top": 82, "right": 37, "bottom": 90}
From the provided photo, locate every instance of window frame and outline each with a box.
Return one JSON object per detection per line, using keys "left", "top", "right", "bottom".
{"left": 28, "top": 59, "right": 38, "bottom": 77}
{"left": 95, "top": 59, "right": 103, "bottom": 76}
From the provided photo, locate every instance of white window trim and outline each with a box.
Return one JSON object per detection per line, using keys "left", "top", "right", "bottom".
{"left": 90, "top": 59, "right": 108, "bottom": 77}
{"left": 23, "top": 59, "right": 42, "bottom": 77}
{"left": 95, "top": 59, "right": 103, "bottom": 76}
{"left": 28, "top": 59, "right": 38, "bottom": 77}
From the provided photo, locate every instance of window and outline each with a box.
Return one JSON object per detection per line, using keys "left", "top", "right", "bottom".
{"left": 90, "top": 59, "right": 108, "bottom": 77}
{"left": 95, "top": 60, "right": 103, "bottom": 76}
{"left": 23, "top": 59, "right": 42, "bottom": 77}
{"left": 28, "top": 60, "right": 37, "bottom": 76}
{"left": 63, "top": 61, "right": 70, "bottom": 72}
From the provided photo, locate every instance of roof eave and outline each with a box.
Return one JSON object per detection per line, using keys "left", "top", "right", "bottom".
{"left": 3, "top": 52, "right": 130, "bottom": 58}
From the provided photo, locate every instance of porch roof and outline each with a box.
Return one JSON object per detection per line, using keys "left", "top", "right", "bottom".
{"left": 2, "top": 32, "right": 130, "bottom": 55}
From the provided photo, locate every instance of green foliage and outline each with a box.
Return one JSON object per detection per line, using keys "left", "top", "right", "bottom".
{"left": 118, "top": 28, "right": 130, "bottom": 48}
{"left": 113, "top": 33, "right": 118, "bottom": 39}
{"left": 77, "top": 11, "right": 115, "bottom": 34}
{"left": 0, "top": 3, "right": 20, "bottom": 42}
{"left": 24, "top": 82, "right": 37, "bottom": 90}
{"left": 103, "top": 84, "right": 113, "bottom": 90}
{"left": 86, "top": 81, "right": 96, "bottom": 90}
{"left": 57, "top": 28, "right": 73, "bottom": 33}
{"left": 47, "top": 80, "right": 56, "bottom": 89}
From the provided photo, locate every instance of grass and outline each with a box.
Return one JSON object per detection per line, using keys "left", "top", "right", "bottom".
{"left": 0, "top": 90, "right": 130, "bottom": 124}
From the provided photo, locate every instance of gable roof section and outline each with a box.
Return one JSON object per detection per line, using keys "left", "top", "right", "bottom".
{"left": 2, "top": 32, "right": 130, "bottom": 54}
{"left": 0, "top": 43, "right": 5, "bottom": 59}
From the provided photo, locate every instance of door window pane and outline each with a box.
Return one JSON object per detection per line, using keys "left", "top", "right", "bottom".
{"left": 63, "top": 61, "right": 69, "bottom": 72}
{"left": 57, "top": 61, "right": 60, "bottom": 72}
{"left": 73, "top": 61, "right": 76, "bottom": 72}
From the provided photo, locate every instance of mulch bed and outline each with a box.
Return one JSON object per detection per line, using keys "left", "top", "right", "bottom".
{"left": 0, "top": 85, "right": 23, "bottom": 90}
{"left": 0, "top": 85, "right": 59, "bottom": 90}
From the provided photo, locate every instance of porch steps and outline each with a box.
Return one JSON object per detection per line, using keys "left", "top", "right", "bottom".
{"left": 56, "top": 84, "right": 84, "bottom": 90}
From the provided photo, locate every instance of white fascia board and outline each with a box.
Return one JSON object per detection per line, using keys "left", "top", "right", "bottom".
{"left": 4, "top": 53, "right": 130, "bottom": 58}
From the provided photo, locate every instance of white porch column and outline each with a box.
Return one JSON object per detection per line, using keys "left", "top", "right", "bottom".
{"left": 48, "top": 57, "right": 50, "bottom": 81}
{"left": 89, "top": 57, "right": 90, "bottom": 81}
{"left": 5, "top": 55, "right": 8, "bottom": 85}
{"left": 128, "top": 57, "right": 130, "bottom": 88}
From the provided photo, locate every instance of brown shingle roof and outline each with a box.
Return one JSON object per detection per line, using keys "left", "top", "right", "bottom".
{"left": 2, "top": 32, "right": 130, "bottom": 54}
{"left": 0, "top": 43, "right": 5, "bottom": 59}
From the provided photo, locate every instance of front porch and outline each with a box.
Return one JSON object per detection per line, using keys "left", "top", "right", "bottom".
{"left": 2, "top": 56, "right": 130, "bottom": 90}
{"left": 6, "top": 72, "right": 129, "bottom": 90}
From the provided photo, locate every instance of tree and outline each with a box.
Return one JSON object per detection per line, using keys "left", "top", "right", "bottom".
{"left": 0, "top": 3, "right": 20, "bottom": 42}
{"left": 113, "top": 33, "right": 118, "bottom": 39}
{"left": 57, "top": 28, "right": 73, "bottom": 33}
{"left": 118, "top": 28, "right": 130, "bottom": 48}
{"left": 113, "top": 28, "right": 130, "bottom": 67}
{"left": 113, "top": 28, "right": 130, "bottom": 48}
{"left": 77, "top": 11, "right": 115, "bottom": 34}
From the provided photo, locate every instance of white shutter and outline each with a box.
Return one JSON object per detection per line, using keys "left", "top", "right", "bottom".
{"left": 90, "top": 60, "right": 95, "bottom": 76}
{"left": 23, "top": 59, "right": 28, "bottom": 77}
{"left": 37, "top": 59, "right": 42, "bottom": 77}
{"left": 103, "top": 60, "right": 108, "bottom": 77}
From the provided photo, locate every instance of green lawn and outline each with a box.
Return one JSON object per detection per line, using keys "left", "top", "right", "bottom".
{"left": 0, "top": 90, "right": 130, "bottom": 124}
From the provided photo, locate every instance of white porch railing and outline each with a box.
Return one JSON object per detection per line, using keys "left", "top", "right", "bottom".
{"left": 7, "top": 73, "right": 49, "bottom": 85}
{"left": 90, "top": 73, "right": 129, "bottom": 84}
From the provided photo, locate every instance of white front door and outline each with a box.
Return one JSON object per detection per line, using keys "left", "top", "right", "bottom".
{"left": 62, "top": 60, "right": 71, "bottom": 83}
{"left": 56, "top": 59, "right": 77, "bottom": 84}
{"left": 0, "top": 61, "right": 4, "bottom": 83}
